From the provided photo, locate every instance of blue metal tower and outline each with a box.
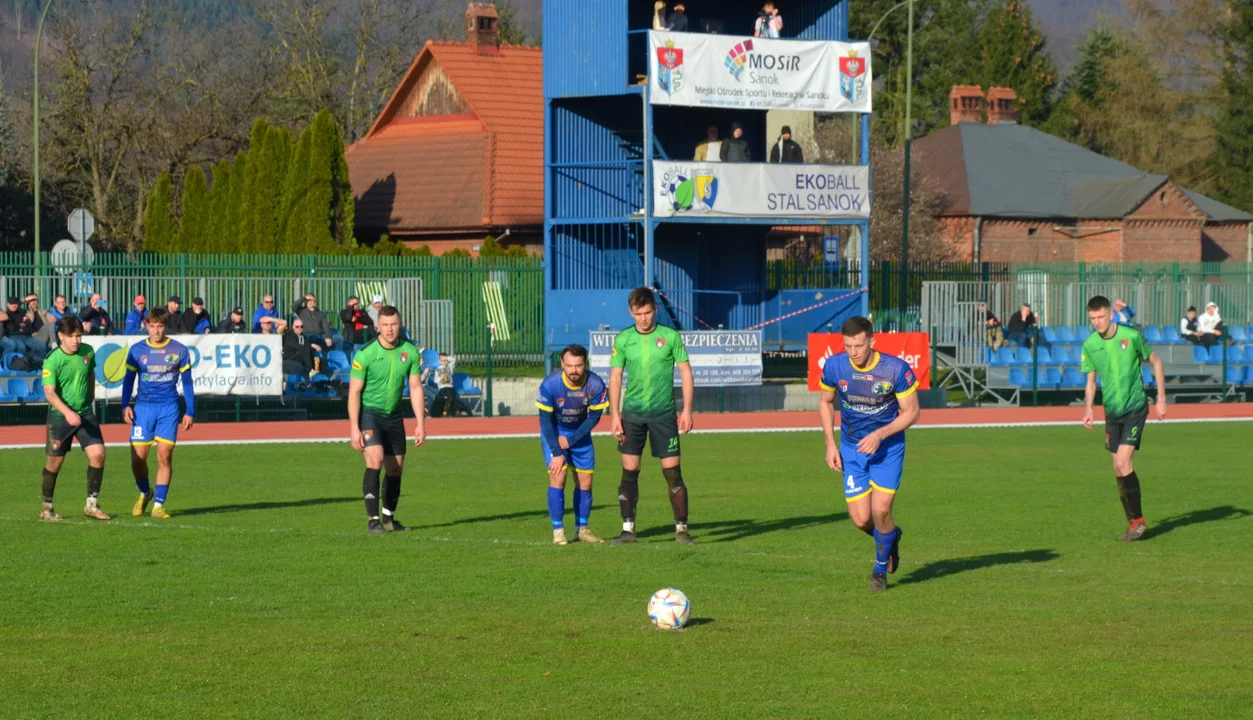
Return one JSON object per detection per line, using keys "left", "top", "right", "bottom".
{"left": 543, "top": 0, "right": 871, "bottom": 352}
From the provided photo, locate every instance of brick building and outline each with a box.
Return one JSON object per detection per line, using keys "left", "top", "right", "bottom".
{"left": 915, "top": 86, "right": 1253, "bottom": 264}
{"left": 345, "top": 3, "right": 542, "bottom": 256}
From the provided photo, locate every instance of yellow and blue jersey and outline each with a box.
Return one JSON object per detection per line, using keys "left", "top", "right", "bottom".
{"left": 819, "top": 351, "right": 918, "bottom": 444}
{"left": 126, "top": 338, "right": 192, "bottom": 406}
{"left": 536, "top": 371, "right": 609, "bottom": 431}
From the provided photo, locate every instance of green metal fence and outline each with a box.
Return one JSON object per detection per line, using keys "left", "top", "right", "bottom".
{"left": 0, "top": 252, "right": 547, "bottom": 365}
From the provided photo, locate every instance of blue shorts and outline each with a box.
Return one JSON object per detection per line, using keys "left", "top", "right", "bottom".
{"left": 839, "top": 436, "right": 906, "bottom": 501}
{"left": 131, "top": 402, "right": 182, "bottom": 446}
{"left": 542, "top": 432, "right": 595, "bottom": 474}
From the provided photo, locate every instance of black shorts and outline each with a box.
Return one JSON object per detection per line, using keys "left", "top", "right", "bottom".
{"left": 361, "top": 410, "right": 407, "bottom": 456}
{"left": 618, "top": 413, "right": 681, "bottom": 459}
{"left": 1105, "top": 407, "right": 1149, "bottom": 453}
{"left": 46, "top": 412, "right": 104, "bottom": 457}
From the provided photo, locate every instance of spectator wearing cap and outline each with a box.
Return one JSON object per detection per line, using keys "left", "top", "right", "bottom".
{"left": 164, "top": 296, "right": 189, "bottom": 334}
{"left": 292, "top": 292, "right": 334, "bottom": 360}
{"left": 1197, "top": 302, "right": 1225, "bottom": 347}
{"left": 2, "top": 295, "right": 49, "bottom": 360}
{"left": 339, "top": 295, "right": 373, "bottom": 349}
{"left": 49, "top": 294, "right": 78, "bottom": 323}
{"left": 217, "top": 307, "right": 248, "bottom": 333}
{"left": 252, "top": 294, "right": 288, "bottom": 334}
{"left": 78, "top": 293, "right": 113, "bottom": 335}
{"left": 183, "top": 296, "right": 212, "bottom": 335}
{"left": 367, "top": 294, "right": 385, "bottom": 326}
{"left": 125, "top": 295, "right": 148, "bottom": 334}
{"left": 720, "top": 122, "right": 751, "bottom": 162}
{"left": 769, "top": 125, "right": 804, "bottom": 163}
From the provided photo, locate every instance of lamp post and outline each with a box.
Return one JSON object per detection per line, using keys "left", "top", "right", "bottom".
{"left": 33, "top": 0, "right": 55, "bottom": 278}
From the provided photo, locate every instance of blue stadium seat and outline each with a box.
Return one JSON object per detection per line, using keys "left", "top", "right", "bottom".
{"left": 1142, "top": 366, "right": 1156, "bottom": 387}
{"left": 1033, "top": 347, "right": 1051, "bottom": 365}
{"left": 1163, "top": 326, "right": 1183, "bottom": 344}
{"left": 1057, "top": 326, "right": 1076, "bottom": 344}
{"left": 1043, "top": 368, "right": 1062, "bottom": 388}
{"left": 421, "top": 349, "right": 441, "bottom": 372}
{"left": 1244, "top": 367, "right": 1253, "bottom": 385}
{"left": 1229, "top": 325, "right": 1248, "bottom": 342}
{"left": 1013, "top": 347, "right": 1033, "bottom": 366}
{"left": 1008, "top": 368, "right": 1029, "bottom": 387}
{"left": 1061, "top": 368, "right": 1086, "bottom": 388}
{"left": 990, "top": 347, "right": 1014, "bottom": 366}
{"left": 1041, "top": 327, "right": 1058, "bottom": 345}
{"left": 1193, "top": 345, "right": 1210, "bottom": 364}
{"left": 28, "top": 383, "right": 45, "bottom": 402}
{"left": 326, "top": 350, "right": 351, "bottom": 372}
{"left": 310, "top": 373, "right": 330, "bottom": 385}
{"left": 1056, "top": 348, "right": 1076, "bottom": 366}
{"left": 454, "top": 372, "right": 483, "bottom": 415}
{"left": 1208, "top": 345, "right": 1232, "bottom": 364}
{"left": 1226, "top": 346, "right": 1246, "bottom": 364}
{"left": 1225, "top": 365, "right": 1242, "bottom": 384}
{"left": 7, "top": 377, "right": 31, "bottom": 400}
{"left": 1143, "top": 326, "right": 1163, "bottom": 344}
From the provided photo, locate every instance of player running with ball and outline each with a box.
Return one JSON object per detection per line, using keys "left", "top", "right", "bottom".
{"left": 817, "top": 317, "right": 921, "bottom": 592}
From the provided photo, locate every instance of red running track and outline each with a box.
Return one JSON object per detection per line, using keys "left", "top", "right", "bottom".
{"left": 2, "top": 404, "right": 1252, "bottom": 448}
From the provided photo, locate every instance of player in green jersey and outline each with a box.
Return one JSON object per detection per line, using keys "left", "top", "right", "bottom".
{"left": 348, "top": 305, "right": 426, "bottom": 534}
{"left": 38, "top": 316, "right": 110, "bottom": 522}
{"left": 608, "top": 287, "right": 695, "bottom": 544}
{"left": 1081, "top": 295, "right": 1167, "bottom": 541}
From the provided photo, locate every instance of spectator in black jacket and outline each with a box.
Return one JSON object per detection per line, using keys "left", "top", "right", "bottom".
{"left": 1006, "top": 303, "right": 1037, "bottom": 348}
{"left": 0, "top": 295, "right": 49, "bottom": 361}
{"left": 769, "top": 126, "right": 804, "bottom": 163}
{"left": 282, "top": 321, "right": 316, "bottom": 377}
{"left": 720, "top": 122, "right": 751, "bottom": 162}
{"left": 216, "top": 307, "right": 248, "bottom": 334}
{"left": 293, "top": 292, "right": 334, "bottom": 356}
{"left": 183, "top": 297, "right": 212, "bottom": 335}
{"left": 164, "top": 296, "right": 189, "bottom": 334}
{"left": 339, "top": 296, "right": 373, "bottom": 349}
{"left": 78, "top": 294, "right": 113, "bottom": 335}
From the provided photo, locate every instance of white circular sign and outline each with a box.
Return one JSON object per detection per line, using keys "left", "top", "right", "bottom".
{"left": 50, "top": 239, "right": 95, "bottom": 276}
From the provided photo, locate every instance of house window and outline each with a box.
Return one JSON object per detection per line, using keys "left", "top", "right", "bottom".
{"left": 1159, "top": 191, "right": 1167, "bottom": 205}
{"left": 1027, "top": 227, "right": 1037, "bottom": 237}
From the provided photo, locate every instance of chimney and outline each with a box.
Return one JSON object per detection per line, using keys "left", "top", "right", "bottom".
{"left": 465, "top": 2, "right": 500, "bottom": 55}
{"left": 986, "top": 87, "right": 1019, "bottom": 124}
{"left": 949, "top": 85, "right": 985, "bottom": 125}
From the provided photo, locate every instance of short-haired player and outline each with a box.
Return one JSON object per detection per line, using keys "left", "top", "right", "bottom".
{"left": 537, "top": 344, "right": 610, "bottom": 544}
{"left": 817, "top": 316, "right": 921, "bottom": 592}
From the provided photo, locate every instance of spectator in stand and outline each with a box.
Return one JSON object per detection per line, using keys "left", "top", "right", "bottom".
{"left": 79, "top": 294, "right": 112, "bottom": 335}
{"left": 293, "top": 292, "right": 334, "bottom": 356}
{"left": 124, "top": 295, "right": 148, "bottom": 335}
{"left": 1005, "top": 303, "right": 1036, "bottom": 348}
{"left": 754, "top": 1, "right": 782, "bottom": 38}
{"left": 35, "top": 311, "right": 59, "bottom": 351}
{"left": 1197, "top": 302, "right": 1225, "bottom": 347}
{"left": 694, "top": 125, "right": 722, "bottom": 162}
{"left": 164, "top": 296, "right": 188, "bottom": 334}
{"left": 652, "top": 0, "right": 666, "bottom": 30}
{"left": 980, "top": 303, "right": 1005, "bottom": 351}
{"left": 183, "top": 297, "right": 212, "bottom": 335}
{"left": 769, "top": 125, "right": 804, "bottom": 163}
{"left": 1180, "top": 306, "right": 1203, "bottom": 345}
{"left": 367, "top": 295, "right": 385, "bottom": 326}
{"left": 49, "top": 294, "right": 77, "bottom": 323}
{"left": 1112, "top": 298, "right": 1135, "bottom": 326}
{"left": 282, "top": 320, "right": 317, "bottom": 377}
{"left": 217, "top": 307, "right": 248, "bottom": 334}
{"left": 251, "top": 294, "right": 288, "bottom": 334}
{"left": 339, "top": 296, "right": 373, "bottom": 349}
{"left": 665, "top": 3, "right": 688, "bottom": 31}
{"left": 423, "top": 352, "right": 468, "bottom": 417}
{"left": 720, "top": 122, "right": 751, "bottom": 162}
{"left": 1, "top": 296, "right": 50, "bottom": 361}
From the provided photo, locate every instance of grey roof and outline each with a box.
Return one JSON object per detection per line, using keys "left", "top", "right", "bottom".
{"left": 914, "top": 123, "right": 1253, "bottom": 222}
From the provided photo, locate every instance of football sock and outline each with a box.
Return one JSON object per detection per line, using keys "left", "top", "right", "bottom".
{"left": 362, "top": 468, "right": 381, "bottom": 519}
{"left": 382, "top": 474, "right": 402, "bottom": 517}
{"left": 575, "top": 487, "right": 592, "bottom": 528}
{"left": 153, "top": 483, "right": 170, "bottom": 507}
{"left": 618, "top": 469, "right": 640, "bottom": 522}
{"left": 662, "top": 466, "right": 688, "bottom": 525}
{"left": 135, "top": 476, "right": 151, "bottom": 495}
{"left": 1116, "top": 472, "right": 1143, "bottom": 521}
{"left": 86, "top": 466, "right": 104, "bottom": 500}
{"left": 547, "top": 486, "right": 565, "bottom": 529}
{"left": 872, "top": 527, "right": 896, "bottom": 576}
{"left": 41, "top": 468, "right": 58, "bottom": 504}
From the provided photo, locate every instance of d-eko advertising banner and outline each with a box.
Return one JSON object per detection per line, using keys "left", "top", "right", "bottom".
{"left": 807, "top": 333, "right": 931, "bottom": 392}
{"left": 590, "top": 330, "right": 763, "bottom": 387}
{"left": 650, "top": 31, "right": 872, "bottom": 113}
{"left": 654, "top": 161, "right": 869, "bottom": 219}
{"left": 84, "top": 335, "right": 283, "bottom": 398}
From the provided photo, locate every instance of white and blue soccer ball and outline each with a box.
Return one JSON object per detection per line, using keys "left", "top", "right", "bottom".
{"left": 647, "top": 588, "right": 691, "bottom": 630}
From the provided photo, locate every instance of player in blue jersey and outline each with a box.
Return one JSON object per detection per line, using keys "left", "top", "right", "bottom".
{"left": 120, "top": 307, "right": 195, "bottom": 519}
{"left": 817, "top": 317, "right": 921, "bottom": 592}
{"left": 537, "top": 344, "right": 610, "bottom": 545}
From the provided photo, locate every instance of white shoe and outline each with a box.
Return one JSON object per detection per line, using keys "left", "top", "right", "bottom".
{"left": 553, "top": 528, "right": 568, "bottom": 545}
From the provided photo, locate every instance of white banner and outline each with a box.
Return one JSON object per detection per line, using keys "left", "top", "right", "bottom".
{"left": 650, "top": 31, "right": 872, "bottom": 113}
{"left": 84, "top": 335, "right": 284, "bottom": 399}
{"left": 590, "top": 330, "right": 763, "bottom": 387}
{"left": 654, "top": 161, "right": 870, "bottom": 219}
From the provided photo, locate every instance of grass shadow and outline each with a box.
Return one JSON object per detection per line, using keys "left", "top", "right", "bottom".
{"left": 685, "top": 618, "right": 714, "bottom": 628}
{"left": 178, "top": 497, "right": 359, "bottom": 517}
{"left": 1145, "top": 505, "right": 1252, "bottom": 540}
{"left": 896, "top": 549, "right": 1060, "bottom": 586}
{"left": 635, "top": 513, "right": 848, "bottom": 543}
{"left": 420, "top": 505, "right": 615, "bottom": 529}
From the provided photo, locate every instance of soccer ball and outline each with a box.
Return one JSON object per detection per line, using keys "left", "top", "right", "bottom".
{"left": 647, "top": 588, "right": 691, "bottom": 630}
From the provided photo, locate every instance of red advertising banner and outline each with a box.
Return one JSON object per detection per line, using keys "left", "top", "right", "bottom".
{"left": 807, "top": 332, "right": 932, "bottom": 392}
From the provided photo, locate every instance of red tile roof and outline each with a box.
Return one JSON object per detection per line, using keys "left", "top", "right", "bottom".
{"left": 348, "top": 41, "right": 543, "bottom": 234}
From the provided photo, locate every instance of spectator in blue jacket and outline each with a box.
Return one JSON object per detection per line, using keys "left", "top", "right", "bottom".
{"left": 49, "top": 294, "right": 78, "bottom": 323}
{"left": 1112, "top": 299, "right": 1135, "bottom": 326}
{"left": 124, "top": 295, "right": 148, "bottom": 334}
{"left": 252, "top": 294, "right": 288, "bottom": 334}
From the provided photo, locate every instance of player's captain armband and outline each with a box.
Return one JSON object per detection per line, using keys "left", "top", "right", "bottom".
{"left": 351, "top": 360, "right": 363, "bottom": 370}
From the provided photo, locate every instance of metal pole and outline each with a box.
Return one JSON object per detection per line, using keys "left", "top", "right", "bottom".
{"left": 642, "top": 87, "right": 654, "bottom": 289}
{"left": 899, "top": 0, "right": 914, "bottom": 321}
{"left": 485, "top": 323, "right": 494, "bottom": 418}
{"left": 33, "top": 0, "right": 54, "bottom": 277}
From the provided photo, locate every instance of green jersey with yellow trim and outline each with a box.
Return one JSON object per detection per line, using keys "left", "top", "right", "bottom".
{"left": 41, "top": 345, "right": 96, "bottom": 418}
{"left": 611, "top": 324, "right": 689, "bottom": 415}
{"left": 1081, "top": 324, "right": 1151, "bottom": 418}
{"left": 350, "top": 339, "right": 420, "bottom": 415}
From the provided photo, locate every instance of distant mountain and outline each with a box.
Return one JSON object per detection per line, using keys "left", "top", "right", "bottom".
{"left": 1016, "top": 0, "right": 1125, "bottom": 72}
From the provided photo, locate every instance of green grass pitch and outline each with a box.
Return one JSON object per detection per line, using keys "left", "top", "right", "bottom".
{"left": 2, "top": 424, "right": 1251, "bottom": 718}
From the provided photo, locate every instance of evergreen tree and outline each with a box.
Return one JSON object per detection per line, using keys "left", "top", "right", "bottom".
{"left": 496, "top": 0, "right": 530, "bottom": 45}
{"left": 1212, "top": 0, "right": 1253, "bottom": 211}
{"left": 976, "top": 0, "right": 1057, "bottom": 126}
{"left": 327, "top": 114, "right": 355, "bottom": 252}
{"left": 252, "top": 124, "right": 295, "bottom": 254}
{"left": 226, "top": 150, "right": 250, "bottom": 253}
{"left": 205, "top": 159, "right": 234, "bottom": 254}
{"left": 176, "top": 165, "right": 210, "bottom": 252}
{"left": 144, "top": 171, "right": 176, "bottom": 253}
{"left": 0, "top": 69, "right": 15, "bottom": 190}
{"left": 281, "top": 128, "right": 313, "bottom": 253}
{"left": 303, "top": 110, "right": 338, "bottom": 254}
{"left": 238, "top": 118, "right": 269, "bottom": 253}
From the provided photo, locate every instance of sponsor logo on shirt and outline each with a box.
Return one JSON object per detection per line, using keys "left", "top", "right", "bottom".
{"left": 351, "top": 360, "right": 363, "bottom": 370}
{"left": 556, "top": 397, "right": 565, "bottom": 406}
{"left": 873, "top": 380, "right": 893, "bottom": 395}
{"left": 838, "top": 379, "right": 848, "bottom": 392}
